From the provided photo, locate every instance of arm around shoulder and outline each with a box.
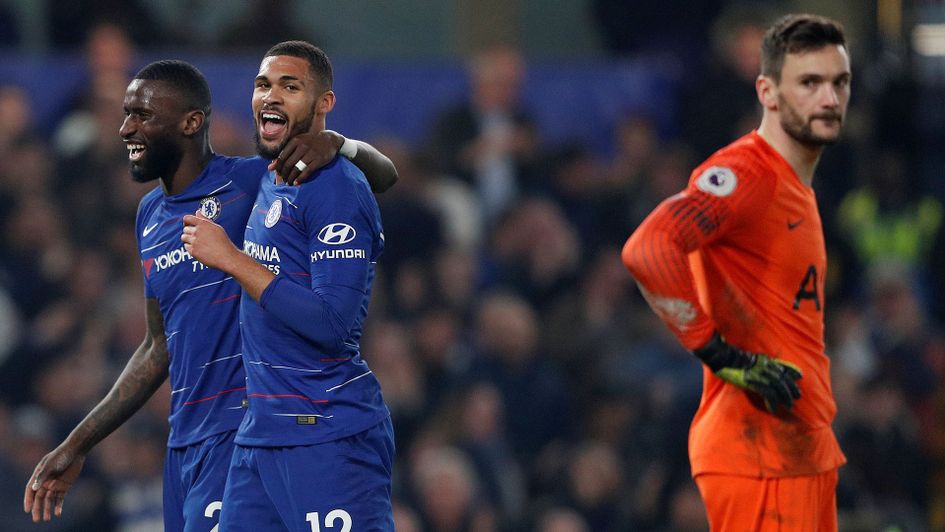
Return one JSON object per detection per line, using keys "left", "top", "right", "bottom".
{"left": 333, "top": 132, "right": 398, "bottom": 193}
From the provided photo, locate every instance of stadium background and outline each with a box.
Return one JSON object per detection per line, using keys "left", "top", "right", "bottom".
{"left": 0, "top": 0, "right": 944, "bottom": 530}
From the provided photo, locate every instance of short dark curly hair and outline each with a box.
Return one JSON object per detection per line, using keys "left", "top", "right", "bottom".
{"left": 133, "top": 59, "right": 211, "bottom": 116}
{"left": 264, "top": 40, "right": 333, "bottom": 91}
{"left": 761, "top": 14, "right": 846, "bottom": 82}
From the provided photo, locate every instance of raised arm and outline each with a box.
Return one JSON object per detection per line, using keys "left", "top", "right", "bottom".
{"left": 182, "top": 212, "right": 362, "bottom": 353}
{"left": 24, "top": 298, "right": 169, "bottom": 522}
{"left": 269, "top": 130, "right": 398, "bottom": 192}
{"left": 183, "top": 171, "right": 374, "bottom": 353}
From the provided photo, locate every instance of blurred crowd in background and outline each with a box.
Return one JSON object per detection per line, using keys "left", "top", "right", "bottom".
{"left": 1, "top": 1, "right": 944, "bottom": 531}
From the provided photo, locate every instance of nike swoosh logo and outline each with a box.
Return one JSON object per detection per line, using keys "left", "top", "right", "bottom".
{"left": 787, "top": 219, "right": 804, "bottom": 230}
{"left": 142, "top": 223, "right": 160, "bottom": 237}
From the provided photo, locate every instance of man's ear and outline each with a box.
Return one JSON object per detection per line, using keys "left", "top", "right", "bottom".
{"left": 182, "top": 110, "right": 206, "bottom": 136}
{"left": 756, "top": 75, "right": 778, "bottom": 111}
{"left": 316, "top": 90, "right": 336, "bottom": 115}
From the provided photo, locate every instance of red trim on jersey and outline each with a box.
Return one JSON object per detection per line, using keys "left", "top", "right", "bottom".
{"left": 183, "top": 386, "right": 247, "bottom": 405}
{"left": 248, "top": 393, "right": 329, "bottom": 404}
{"left": 221, "top": 192, "right": 248, "bottom": 206}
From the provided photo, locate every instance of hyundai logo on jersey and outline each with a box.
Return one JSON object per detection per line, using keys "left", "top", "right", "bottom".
{"left": 317, "top": 223, "right": 356, "bottom": 245}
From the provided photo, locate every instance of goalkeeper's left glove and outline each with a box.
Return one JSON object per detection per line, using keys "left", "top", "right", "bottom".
{"left": 693, "top": 332, "right": 802, "bottom": 413}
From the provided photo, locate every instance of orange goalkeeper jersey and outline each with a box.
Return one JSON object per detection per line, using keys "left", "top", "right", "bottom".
{"left": 622, "top": 131, "right": 846, "bottom": 478}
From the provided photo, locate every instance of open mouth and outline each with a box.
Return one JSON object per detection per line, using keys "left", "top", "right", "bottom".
{"left": 259, "top": 111, "right": 288, "bottom": 140}
{"left": 126, "top": 142, "right": 146, "bottom": 162}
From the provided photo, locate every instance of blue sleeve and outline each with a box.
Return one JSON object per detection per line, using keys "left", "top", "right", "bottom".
{"left": 136, "top": 192, "right": 157, "bottom": 299}
{"left": 257, "top": 275, "right": 363, "bottom": 352}
{"left": 142, "top": 267, "right": 156, "bottom": 299}
{"left": 258, "top": 163, "right": 378, "bottom": 351}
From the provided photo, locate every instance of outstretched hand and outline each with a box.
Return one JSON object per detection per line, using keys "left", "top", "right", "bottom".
{"left": 182, "top": 212, "right": 238, "bottom": 272}
{"left": 269, "top": 130, "right": 344, "bottom": 185}
{"left": 24, "top": 446, "right": 86, "bottom": 522}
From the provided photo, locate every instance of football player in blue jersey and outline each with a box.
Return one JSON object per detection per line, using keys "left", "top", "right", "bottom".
{"left": 24, "top": 59, "right": 397, "bottom": 531}
{"left": 182, "top": 41, "right": 394, "bottom": 531}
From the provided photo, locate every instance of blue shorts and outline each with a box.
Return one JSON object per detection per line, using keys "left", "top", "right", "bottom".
{"left": 164, "top": 430, "right": 237, "bottom": 532}
{"left": 219, "top": 417, "right": 395, "bottom": 532}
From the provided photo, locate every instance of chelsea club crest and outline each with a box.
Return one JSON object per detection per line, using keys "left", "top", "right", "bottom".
{"left": 265, "top": 199, "right": 283, "bottom": 228}
{"left": 199, "top": 196, "right": 222, "bottom": 220}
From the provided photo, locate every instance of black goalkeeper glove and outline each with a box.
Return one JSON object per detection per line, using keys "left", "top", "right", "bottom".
{"left": 693, "top": 332, "right": 802, "bottom": 413}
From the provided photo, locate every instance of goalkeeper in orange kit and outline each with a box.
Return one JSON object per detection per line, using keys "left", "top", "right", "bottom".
{"left": 622, "top": 14, "right": 849, "bottom": 531}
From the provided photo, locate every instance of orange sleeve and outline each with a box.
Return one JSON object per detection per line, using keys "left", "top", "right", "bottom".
{"left": 637, "top": 134, "right": 846, "bottom": 478}
{"left": 621, "top": 162, "right": 776, "bottom": 350}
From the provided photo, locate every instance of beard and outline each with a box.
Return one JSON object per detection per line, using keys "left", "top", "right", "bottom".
{"left": 129, "top": 137, "right": 183, "bottom": 184}
{"left": 254, "top": 108, "right": 316, "bottom": 160}
{"left": 778, "top": 94, "right": 843, "bottom": 147}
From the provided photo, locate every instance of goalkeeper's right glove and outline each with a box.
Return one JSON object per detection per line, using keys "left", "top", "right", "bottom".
{"left": 693, "top": 332, "right": 802, "bottom": 413}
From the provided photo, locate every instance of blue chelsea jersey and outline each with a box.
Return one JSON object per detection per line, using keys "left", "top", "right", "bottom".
{"left": 135, "top": 155, "right": 267, "bottom": 447}
{"left": 237, "top": 156, "right": 389, "bottom": 447}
